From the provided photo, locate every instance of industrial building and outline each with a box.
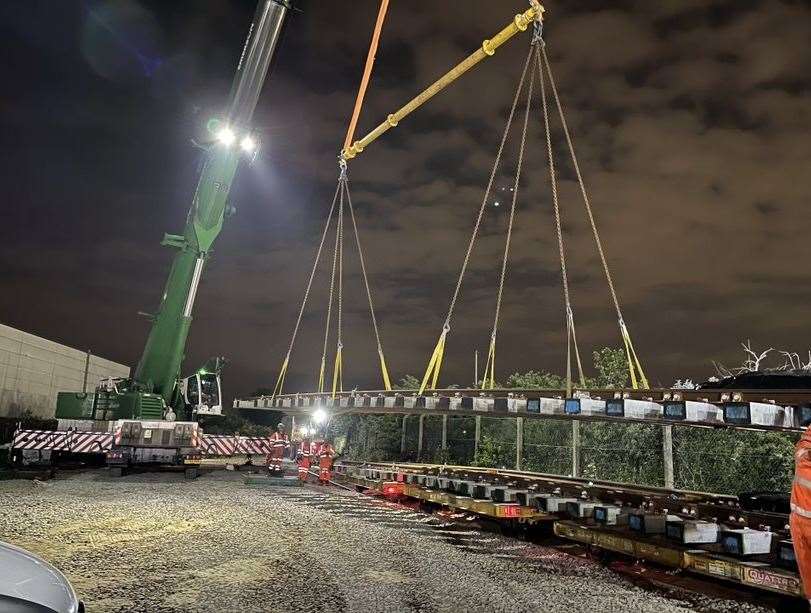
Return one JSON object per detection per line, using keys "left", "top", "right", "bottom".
{"left": 0, "top": 323, "right": 129, "bottom": 418}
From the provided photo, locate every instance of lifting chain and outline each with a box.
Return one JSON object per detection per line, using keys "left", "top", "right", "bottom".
{"left": 344, "top": 178, "right": 392, "bottom": 390}
{"left": 271, "top": 183, "right": 341, "bottom": 399}
{"left": 319, "top": 179, "right": 343, "bottom": 394}
{"left": 535, "top": 41, "right": 585, "bottom": 394}
{"left": 418, "top": 44, "right": 536, "bottom": 396}
{"left": 330, "top": 179, "right": 346, "bottom": 397}
{"left": 483, "top": 49, "right": 535, "bottom": 390}
{"left": 539, "top": 43, "right": 649, "bottom": 389}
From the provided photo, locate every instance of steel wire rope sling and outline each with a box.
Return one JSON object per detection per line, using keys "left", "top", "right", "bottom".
{"left": 324, "top": 3, "right": 546, "bottom": 395}
{"left": 326, "top": 167, "right": 392, "bottom": 396}
{"left": 482, "top": 49, "right": 535, "bottom": 390}
{"left": 270, "top": 185, "right": 340, "bottom": 399}
{"left": 537, "top": 40, "right": 649, "bottom": 389}
{"left": 333, "top": 184, "right": 346, "bottom": 394}
{"left": 270, "top": 0, "right": 393, "bottom": 397}
{"left": 343, "top": 178, "right": 392, "bottom": 391}
{"left": 418, "top": 45, "right": 535, "bottom": 395}
{"left": 533, "top": 26, "right": 586, "bottom": 396}
{"left": 320, "top": 183, "right": 344, "bottom": 394}
{"left": 332, "top": 0, "right": 394, "bottom": 394}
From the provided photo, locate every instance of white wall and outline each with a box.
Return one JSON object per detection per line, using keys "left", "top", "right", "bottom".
{"left": 0, "top": 323, "right": 130, "bottom": 418}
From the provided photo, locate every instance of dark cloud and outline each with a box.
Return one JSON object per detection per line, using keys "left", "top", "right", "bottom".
{"left": 1, "top": 0, "right": 810, "bottom": 401}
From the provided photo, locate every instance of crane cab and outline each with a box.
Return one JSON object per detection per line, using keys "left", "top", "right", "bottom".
{"left": 181, "top": 371, "right": 223, "bottom": 416}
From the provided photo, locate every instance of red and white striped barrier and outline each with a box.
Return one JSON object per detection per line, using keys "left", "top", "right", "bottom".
{"left": 197, "top": 434, "right": 273, "bottom": 456}
{"left": 12, "top": 429, "right": 274, "bottom": 458}
{"left": 198, "top": 434, "right": 239, "bottom": 456}
{"left": 237, "top": 436, "right": 273, "bottom": 455}
{"left": 12, "top": 429, "right": 114, "bottom": 453}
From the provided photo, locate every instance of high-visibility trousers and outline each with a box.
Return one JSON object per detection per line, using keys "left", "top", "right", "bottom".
{"left": 297, "top": 457, "right": 310, "bottom": 481}
{"left": 319, "top": 456, "right": 332, "bottom": 482}
{"left": 791, "top": 512, "right": 811, "bottom": 598}
{"left": 266, "top": 446, "right": 285, "bottom": 469}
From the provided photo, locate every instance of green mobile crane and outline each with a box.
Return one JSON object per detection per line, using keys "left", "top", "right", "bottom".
{"left": 56, "top": 0, "right": 292, "bottom": 425}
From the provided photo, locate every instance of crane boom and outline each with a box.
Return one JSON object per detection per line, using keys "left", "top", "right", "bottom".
{"left": 134, "top": 1, "right": 289, "bottom": 410}
{"left": 54, "top": 1, "right": 291, "bottom": 425}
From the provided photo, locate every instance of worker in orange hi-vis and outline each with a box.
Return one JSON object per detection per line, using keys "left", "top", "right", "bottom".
{"left": 266, "top": 422, "right": 290, "bottom": 474}
{"left": 791, "top": 427, "right": 811, "bottom": 605}
{"left": 318, "top": 438, "right": 336, "bottom": 484}
{"left": 296, "top": 435, "right": 314, "bottom": 482}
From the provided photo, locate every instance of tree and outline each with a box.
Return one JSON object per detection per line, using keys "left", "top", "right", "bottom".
{"left": 506, "top": 370, "right": 564, "bottom": 389}
{"left": 592, "top": 347, "right": 629, "bottom": 388}
{"left": 473, "top": 434, "right": 515, "bottom": 469}
{"left": 396, "top": 375, "right": 421, "bottom": 390}
{"left": 503, "top": 347, "right": 629, "bottom": 391}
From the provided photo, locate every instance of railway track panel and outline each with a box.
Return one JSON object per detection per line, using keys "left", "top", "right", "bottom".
{"left": 335, "top": 461, "right": 803, "bottom": 600}
{"left": 236, "top": 388, "right": 811, "bottom": 435}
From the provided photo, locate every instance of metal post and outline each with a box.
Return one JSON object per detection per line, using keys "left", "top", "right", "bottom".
{"left": 442, "top": 415, "right": 448, "bottom": 450}
{"left": 474, "top": 350, "right": 479, "bottom": 387}
{"left": 401, "top": 415, "right": 408, "bottom": 456}
{"left": 663, "top": 425, "right": 674, "bottom": 489}
{"left": 417, "top": 414, "right": 425, "bottom": 460}
{"left": 291, "top": 415, "right": 296, "bottom": 436}
{"left": 474, "top": 415, "right": 481, "bottom": 458}
{"left": 82, "top": 350, "right": 91, "bottom": 393}
{"left": 515, "top": 417, "right": 524, "bottom": 470}
{"left": 571, "top": 420, "right": 581, "bottom": 477}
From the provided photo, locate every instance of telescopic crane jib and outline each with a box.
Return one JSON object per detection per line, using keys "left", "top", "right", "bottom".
{"left": 56, "top": 0, "right": 292, "bottom": 423}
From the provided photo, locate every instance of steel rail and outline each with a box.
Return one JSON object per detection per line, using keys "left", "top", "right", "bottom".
{"left": 337, "top": 460, "right": 790, "bottom": 531}
{"left": 242, "top": 403, "right": 805, "bottom": 434}
{"left": 244, "top": 387, "right": 811, "bottom": 405}
{"left": 235, "top": 387, "right": 811, "bottom": 434}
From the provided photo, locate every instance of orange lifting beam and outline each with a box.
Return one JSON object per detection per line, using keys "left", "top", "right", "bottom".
{"left": 340, "top": 4, "right": 544, "bottom": 161}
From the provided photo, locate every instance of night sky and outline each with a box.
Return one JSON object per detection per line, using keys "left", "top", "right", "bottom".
{"left": 2, "top": 0, "right": 810, "bottom": 400}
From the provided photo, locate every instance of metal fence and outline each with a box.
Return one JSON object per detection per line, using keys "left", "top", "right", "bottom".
{"left": 337, "top": 414, "right": 798, "bottom": 497}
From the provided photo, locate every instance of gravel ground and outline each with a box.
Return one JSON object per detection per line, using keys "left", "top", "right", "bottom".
{"left": 0, "top": 470, "right": 774, "bottom": 613}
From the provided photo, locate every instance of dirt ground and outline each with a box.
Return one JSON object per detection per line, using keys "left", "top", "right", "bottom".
{"left": 0, "top": 469, "right": 773, "bottom": 613}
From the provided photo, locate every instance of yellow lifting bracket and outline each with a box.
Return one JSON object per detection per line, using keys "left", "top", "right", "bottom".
{"left": 418, "top": 325, "right": 449, "bottom": 395}
{"left": 331, "top": 343, "right": 343, "bottom": 398}
{"left": 317, "top": 356, "right": 327, "bottom": 394}
{"left": 483, "top": 335, "right": 497, "bottom": 389}
{"left": 341, "top": 4, "right": 544, "bottom": 161}
{"left": 620, "top": 319, "right": 649, "bottom": 389}
{"left": 378, "top": 347, "right": 392, "bottom": 391}
{"left": 271, "top": 353, "right": 290, "bottom": 399}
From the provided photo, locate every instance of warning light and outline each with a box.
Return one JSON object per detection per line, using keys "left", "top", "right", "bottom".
{"left": 382, "top": 482, "right": 404, "bottom": 497}
{"left": 502, "top": 505, "right": 520, "bottom": 518}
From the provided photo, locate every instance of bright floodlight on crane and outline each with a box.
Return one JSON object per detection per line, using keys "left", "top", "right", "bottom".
{"left": 313, "top": 408, "right": 327, "bottom": 424}
{"left": 216, "top": 126, "right": 236, "bottom": 146}
{"left": 240, "top": 135, "right": 257, "bottom": 153}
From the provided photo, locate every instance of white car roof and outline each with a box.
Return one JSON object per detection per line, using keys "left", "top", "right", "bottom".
{"left": 0, "top": 541, "right": 79, "bottom": 613}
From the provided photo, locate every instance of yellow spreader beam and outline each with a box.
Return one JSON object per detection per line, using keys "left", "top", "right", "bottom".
{"left": 340, "top": 4, "right": 544, "bottom": 161}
